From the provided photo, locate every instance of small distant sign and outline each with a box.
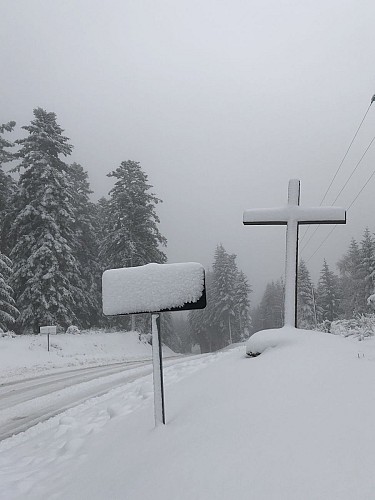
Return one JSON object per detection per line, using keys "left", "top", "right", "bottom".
{"left": 39, "top": 326, "right": 57, "bottom": 335}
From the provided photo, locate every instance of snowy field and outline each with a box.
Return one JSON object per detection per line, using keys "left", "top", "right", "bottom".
{"left": 0, "top": 330, "right": 174, "bottom": 383}
{"left": 2, "top": 327, "right": 375, "bottom": 499}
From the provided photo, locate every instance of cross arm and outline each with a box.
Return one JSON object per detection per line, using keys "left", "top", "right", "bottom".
{"left": 243, "top": 207, "right": 291, "bottom": 225}
{"left": 243, "top": 206, "right": 346, "bottom": 225}
{"left": 297, "top": 206, "right": 346, "bottom": 224}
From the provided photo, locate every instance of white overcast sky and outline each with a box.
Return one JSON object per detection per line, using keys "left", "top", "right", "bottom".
{"left": 1, "top": 0, "right": 375, "bottom": 302}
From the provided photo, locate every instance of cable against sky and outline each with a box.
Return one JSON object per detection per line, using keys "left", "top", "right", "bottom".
{"left": 300, "top": 98, "right": 373, "bottom": 245}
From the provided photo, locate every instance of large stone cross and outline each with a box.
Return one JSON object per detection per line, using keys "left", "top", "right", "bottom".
{"left": 243, "top": 179, "right": 346, "bottom": 327}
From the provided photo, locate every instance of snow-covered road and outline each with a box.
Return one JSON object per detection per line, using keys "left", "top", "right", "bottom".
{"left": 0, "top": 356, "right": 190, "bottom": 441}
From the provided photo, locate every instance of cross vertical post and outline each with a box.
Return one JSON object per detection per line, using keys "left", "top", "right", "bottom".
{"left": 284, "top": 179, "right": 300, "bottom": 327}
{"left": 243, "top": 179, "right": 346, "bottom": 328}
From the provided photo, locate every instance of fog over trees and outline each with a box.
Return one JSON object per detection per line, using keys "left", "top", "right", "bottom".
{"left": 0, "top": 109, "right": 252, "bottom": 350}
{"left": 253, "top": 228, "right": 375, "bottom": 334}
{"left": 2, "top": 108, "right": 375, "bottom": 349}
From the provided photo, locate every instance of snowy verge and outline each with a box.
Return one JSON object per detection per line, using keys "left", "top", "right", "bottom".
{"left": 0, "top": 330, "right": 175, "bottom": 383}
{"left": 4, "top": 328, "right": 375, "bottom": 499}
{"left": 245, "top": 325, "right": 365, "bottom": 356}
{"left": 0, "top": 349, "right": 225, "bottom": 500}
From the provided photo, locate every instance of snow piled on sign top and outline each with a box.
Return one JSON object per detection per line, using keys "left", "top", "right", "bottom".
{"left": 102, "top": 262, "right": 205, "bottom": 315}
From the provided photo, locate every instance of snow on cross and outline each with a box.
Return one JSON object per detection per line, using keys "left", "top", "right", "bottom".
{"left": 102, "top": 262, "right": 206, "bottom": 426}
{"left": 243, "top": 179, "right": 346, "bottom": 327}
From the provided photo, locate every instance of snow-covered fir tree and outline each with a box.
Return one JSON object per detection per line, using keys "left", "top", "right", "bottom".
{"left": 0, "top": 121, "right": 16, "bottom": 164}
{"left": 210, "top": 245, "right": 238, "bottom": 347}
{"left": 159, "top": 312, "right": 176, "bottom": 351}
{"left": 252, "top": 279, "right": 284, "bottom": 331}
{"left": 233, "top": 270, "right": 252, "bottom": 341}
{"left": 10, "top": 108, "right": 86, "bottom": 333}
{"left": 189, "top": 270, "right": 217, "bottom": 352}
{"left": 0, "top": 253, "right": 19, "bottom": 331}
{"left": 0, "top": 121, "right": 17, "bottom": 254}
{"left": 297, "top": 260, "right": 316, "bottom": 329}
{"left": 316, "top": 260, "right": 340, "bottom": 323}
{"left": 68, "top": 163, "right": 101, "bottom": 327}
{"left": 100, "top": 160, "right": 167, "bottom": 270}
{"left": 95, "top": 197, "right": 110, "bottom": 251}
{"left": 358, "top": 228, "right": 375, "bottom": 313}
{"left": 173, "top": 313, "right": 194, "bottom": 353}
{"left": 0, "top": 122, "right": 18, "bottom": 325}
{"left": 337, "top": 238, "right": 362, "bottom": 318}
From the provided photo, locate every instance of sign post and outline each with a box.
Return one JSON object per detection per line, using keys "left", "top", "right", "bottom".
{"left": 243, "top": 179, "right": 346, "bottom": 327}
{"left": 151, "top": 313, "right": 165, "bottom": 425}
{"left": 102, "top": 262, "right": 206, "bottom": 426}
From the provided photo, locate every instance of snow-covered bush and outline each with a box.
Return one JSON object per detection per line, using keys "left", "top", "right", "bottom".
{"left": 329, "top": 315, "right": 375, "bottom": 340}
{"left": 316, "top": 320, "right": 331, "bottom": 333}
{"left": 139, "top": 332, "right": 152, "bottom": 345}
{"left": 66, "top": 325, "right": 80, "bottom": 335}
{"left": 367, "top": 294, "right": 375, "bottom": 309}
{"left": 0, "top": 330, "right": 16, "bottom": 338}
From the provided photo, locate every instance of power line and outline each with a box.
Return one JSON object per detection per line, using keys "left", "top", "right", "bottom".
{"left": 347, "top": 168, "right": 375, "bottom": 211}
{"left": 300, "top": 223, "right": 321, "bottom": 254}
{"left": 301, "top": 131, "right": 375, "bottom": 254}
{"left": 306, "top": 226, "right": 337, "bottom": 263}
{"left": 319, "top": 101, "right": 373, "bottom": 206}
{"left": 330, "top": 134, "right": 375, "bottom": 205}
{"left": 300, "top": 99, "right": 373, "bottom": 245}
{"left": 305, "top": 164, "right": 375, "bottom": 262}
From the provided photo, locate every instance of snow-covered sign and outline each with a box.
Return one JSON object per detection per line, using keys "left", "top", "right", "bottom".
{"left": 102, "top": 262, "right": 206, "bottom": 427}
{"left": 39, "top": 326, "right": 57, "bottom": 335}
{"left": 39, "top": 325, "right": 57, "bottom": 352}
{"left": 243, "top": 179, "right": 346, "bottom": 327}
{"left": 102, "top": 262, "right": 206, "bottom": 315}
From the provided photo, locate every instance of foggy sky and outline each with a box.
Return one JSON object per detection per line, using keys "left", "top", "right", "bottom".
{"left": 1, "top": 0, "right": 375, "bottom": 303}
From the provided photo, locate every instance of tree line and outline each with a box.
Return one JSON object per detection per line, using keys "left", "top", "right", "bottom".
{"left": 188, "top": 244, "right": 252, "bottom": 352}
{"left": 0, "top": 108, "right": 252, "bottom": 350}
{"left": 252, "top": 228, "right": 375, "bottom": 332}
{"left": 0, "top": 108, "right": 166, "bottom": 334}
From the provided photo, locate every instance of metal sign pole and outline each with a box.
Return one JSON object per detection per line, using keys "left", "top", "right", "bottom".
{"left": 151, "top": 313, "right": 165, "bottom": 426}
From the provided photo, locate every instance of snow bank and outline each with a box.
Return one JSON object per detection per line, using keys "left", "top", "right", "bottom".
{"left": 102, "top": 262, "right": 205, "bottom": 315}
{"left": 0, "top": 330, "right": 174, "bottom": 382}
{"left": 245, "top": 325, "right": 351, "bottom": 355}
{"left": 3, "top": 329, "right": 375, "bottom": 499}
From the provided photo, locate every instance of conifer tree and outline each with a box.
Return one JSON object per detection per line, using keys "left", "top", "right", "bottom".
{"left": 210, "top": 245, "right": 238, "bottom": 347}
{"left": 10, "top": 108, "right": 85, "bottom": 332}
{"left": 233, "top": 270, "right": 252, "bottom": 341}
{"left": 159, "top": 312, "right": 176, "bottom": 351}
{"left": 189, "top": 269, "right": 217, "bottom": 352}
{"left": 0, "top": 121, "right": 17, "bottom": 254}
{"left": 337, "top": 238, "right": 362, "bottom": 317}
{"left": 0, "top": 121, "right": 16, "bottom": 164}
{"left": 316, "top": 260, "right": 340, "bottom": 322}
{"left": 96, "top": 197, "right": 110, "bottom": 254}
{"left": 254, "top": 279, "right": 284, "bottom": 331}
{"left": 100, "top": 160, "right": 167, "bottom": 269}
{"left": 173, "top": 313, "right": 194, "bottom": 353}
{"left": 0, "top": 253, "right": 19, "bottom": 331}
{"left": 68, "top": 163, "right": 101, "bottom": 327}
{"left": 358, "top": 228, "right": 375, "bottom": 312}
{"left": 297, "top": 260, "right": 316, "bottom": 329}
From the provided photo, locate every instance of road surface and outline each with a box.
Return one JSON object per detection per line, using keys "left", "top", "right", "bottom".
{"left": 0, "top": 356, "right": 192, "bottom": 441}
